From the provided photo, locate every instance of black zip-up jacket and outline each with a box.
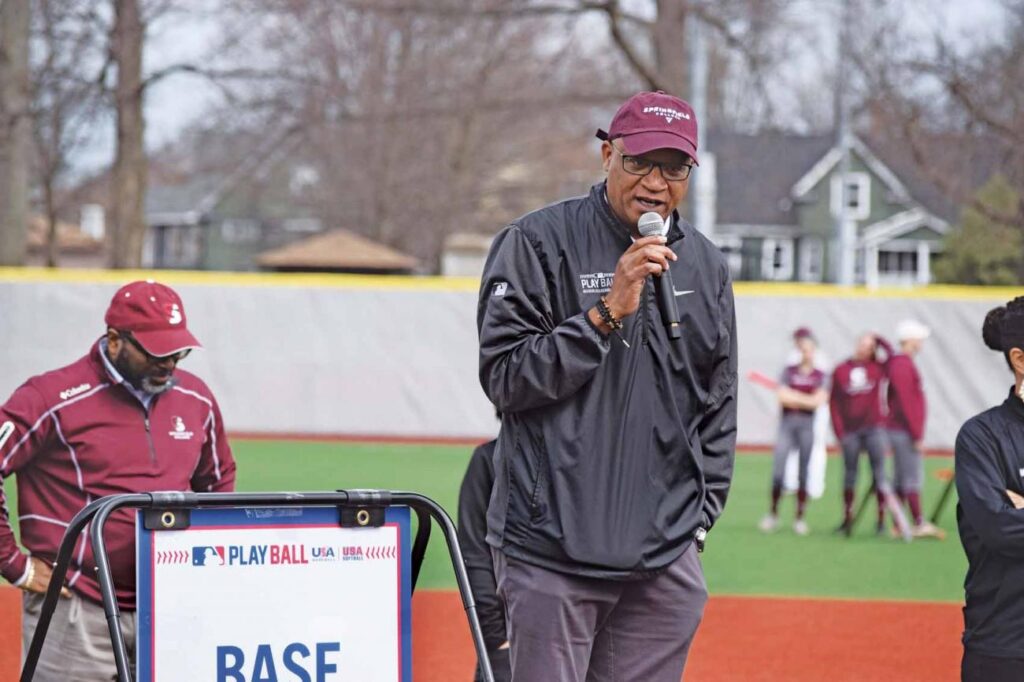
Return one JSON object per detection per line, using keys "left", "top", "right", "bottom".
{"left": 477, "top": 182, "right": 737, "bottom": 579}
{"left": 457, "top": 439, "right": 507, "bottom": 651}
{"left": 956, "top": 388, "right": 1024, "bottom": 657}
{"left": 457, "top": 439, "right": 514, "bottom": 682}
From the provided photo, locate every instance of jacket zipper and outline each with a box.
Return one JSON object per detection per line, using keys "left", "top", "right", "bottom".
{"left": 143, "top": 413, "right": 156, "bottom": 463}
{"left": 641, "top": 284, "right": 650, "bottom": 347}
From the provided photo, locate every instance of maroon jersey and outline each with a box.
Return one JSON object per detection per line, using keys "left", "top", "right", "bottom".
{"left": 0, "top": 342, "right": 236, "bottom": 609}
{"left": 779, "top": 364, "right": 827, "bottom": 415}
{"left": 886, "top": 353, "right": 926, "bottom": 441}
{"left": 830, "top": 358, "right": 887, "bottom": 440}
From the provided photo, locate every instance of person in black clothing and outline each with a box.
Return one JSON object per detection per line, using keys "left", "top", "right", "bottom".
{"left": 457, "top": 438, "right": 511, "bottom": 682}
{"left": 477, "top": 90, "right": 735, "bottom": 681}
{"left": 956, "top": 296, "right": 1024, "bottom": 681}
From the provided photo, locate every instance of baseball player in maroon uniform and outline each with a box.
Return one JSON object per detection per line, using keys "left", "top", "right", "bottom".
{"left": 760, "top": 328, "right": 828, "bottom": 535}
{"left": 887, "top": 320, "right": 944, "bottom": 539}
{"left": 830, "top": 332, "right": 892, "bottom": 536}
{"left": 0, "top": 281, "right": 236, "bottom": 681}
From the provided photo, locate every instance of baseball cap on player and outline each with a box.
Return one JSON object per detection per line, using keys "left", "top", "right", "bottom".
{"left": 596, "top": 91, "right": 700, "bottom": 164}
{"left": 896, "top": 319, "right": 931, "bottom": 342}
{"left": 104, "top": 280, "right": 201, "bottom": 357}
{"left": 793, "top": 327, "right": 814, "bottom": 341}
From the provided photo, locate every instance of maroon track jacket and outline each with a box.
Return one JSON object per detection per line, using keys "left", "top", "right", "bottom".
{"left": 0, "top": 342, "right": 235, "bottom": 609}
{"left": 829, "top": 358, "right": 887, "bottom": 440}
{"left": 886, "top": 353, "right": 926, "bottom": 442}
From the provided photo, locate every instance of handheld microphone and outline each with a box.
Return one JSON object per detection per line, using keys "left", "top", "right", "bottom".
{"left": 637, "top": 212, "right": 682, "bottom": 339}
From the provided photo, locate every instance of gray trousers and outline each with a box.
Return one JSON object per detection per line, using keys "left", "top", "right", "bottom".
{"left": 22, "top": 591, "right": 136, "bottom": 682}
{"left": 771, "top": 411, "right": 815, "bottom": 490}
{"left": 840, "top": 427, "right": 890, "bottom": 492}
{"left": 888, "top": 428, "right": 923, "bottom": 492}
{"left": 493, "top": 544, "right": 707, "bottom": 682}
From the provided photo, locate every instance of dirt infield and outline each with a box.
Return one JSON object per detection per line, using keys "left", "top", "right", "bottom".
{"left": 412, "top": 591, "right": 963, "bottom": 681}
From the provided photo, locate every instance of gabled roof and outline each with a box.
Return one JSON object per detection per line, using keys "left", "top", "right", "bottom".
{"left": 707, "top": 130, "right": 959, "bottom": 228}
{"left": 145, "top": 130, "right": 303, "bottom": 227}
{"left": 256, "top": 230, "right": 418, "bottom": 273}
{"left": 145, "top": 173, "right": 222, "bottom": 226}
{"left": 859, "top": 208, "right": 949, "bottom": 249}
{"left": 790, "top": 136, "right": 912, "bottom": 204}
{"left": 707, "top": 131, "right": 834, "bottom": 226}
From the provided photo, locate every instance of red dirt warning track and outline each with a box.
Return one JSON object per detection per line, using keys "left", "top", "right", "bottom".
{"left": 412, "top": 591, "right": 963, "bottom": 681}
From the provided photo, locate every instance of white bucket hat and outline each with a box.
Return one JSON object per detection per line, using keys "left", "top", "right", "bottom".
{"left": 896, "top": 319, "right": 931, "bottom": 341}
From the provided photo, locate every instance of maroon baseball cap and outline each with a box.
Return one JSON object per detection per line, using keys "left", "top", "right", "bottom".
{"left": 793, "top": 327, "right": 814, "bottom": 341}
{"left": 596, "top": 91, "right": 699, "bottom": 164}
{"left": 105, "top": 280, "right": 201, "bottom": 356}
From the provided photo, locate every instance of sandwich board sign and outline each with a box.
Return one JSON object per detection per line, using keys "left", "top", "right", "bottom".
{"left": 136, "top": 505, "right": 412, "bottom": 681}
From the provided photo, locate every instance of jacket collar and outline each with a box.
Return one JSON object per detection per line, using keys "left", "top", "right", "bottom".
{"left": 1003, "top": 387, "right": 1024, "bottom": 422}
{"left": 590, "top": 182, "right": 687, "bottom": 247}
{"left": 90, "top": 337, "right": 169, "bottom": 409}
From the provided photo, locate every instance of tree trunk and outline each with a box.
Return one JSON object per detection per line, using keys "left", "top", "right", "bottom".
{"left": 654, "top": 0, "right": 690, "bottom": 98}
{"left": 44, "top": 180, "right": 59, "bottom": 267}
{"left": 0, "top": 0, "right": 31, "bottom": 266}
{"left": 109, "top": 0, "right": 147, "bottom": 268}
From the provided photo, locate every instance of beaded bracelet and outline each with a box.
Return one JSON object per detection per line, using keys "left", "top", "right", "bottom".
{"left": 597, "top": 296, "right": 623, "bottom": 331}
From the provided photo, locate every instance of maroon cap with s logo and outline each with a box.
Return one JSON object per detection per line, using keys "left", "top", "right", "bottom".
{"left": 104, "top": 280, "right": 201, "bottom": 356}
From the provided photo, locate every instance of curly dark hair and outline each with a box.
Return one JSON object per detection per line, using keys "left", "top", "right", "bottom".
{"left": 983, "top": 296, "right": 1024, "bottom": 369}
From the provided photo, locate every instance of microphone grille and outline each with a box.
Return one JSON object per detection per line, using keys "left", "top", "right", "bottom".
{"left": 637, "top": 212, "right": 666, "bottom": 238}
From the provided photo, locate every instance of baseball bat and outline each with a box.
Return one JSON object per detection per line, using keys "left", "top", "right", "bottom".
{"left": 850, "top": 483, "right": 913, "bottom": 541}
{"left": 930, "top": 475, "right": 956, "bottom": 525}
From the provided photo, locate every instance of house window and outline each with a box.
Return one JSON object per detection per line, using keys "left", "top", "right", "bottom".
{"left": 799, "top": 238, "right": 823, "bottom": 282}
{"left": 715, "top": 236, "right": 742, "bottom": 280}
{"left": 289, "top": 165, "right": 320, "bottom": 195}
{"left": 761, "top": 238, "right": 794, "bottom": 281}
{"left": 222, "top": 219, "right": 261, "bottom": 244}
{"left": 830, "top": 172, "right": 870, "bottom": 221}
{"left": 878, "top": 250, "right": 918, "bottom": 274}
{"left": 282, "top": 218, "right": 322, "bottom": 233}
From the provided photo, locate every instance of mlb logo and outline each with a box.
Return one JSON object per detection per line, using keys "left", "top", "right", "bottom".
{"left": 192, "top": 546, "right": 225, "bottom": 566}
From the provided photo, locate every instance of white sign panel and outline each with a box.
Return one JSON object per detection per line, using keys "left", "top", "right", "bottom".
{"left": 136, "top": 506, "right": 412, "bottom": 681}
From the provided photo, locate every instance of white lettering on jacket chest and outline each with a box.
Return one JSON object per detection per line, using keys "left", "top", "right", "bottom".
{"left": 59, "top": 383, "right": 92, "bottom": 401}
{"left": 168, "top": 416, "right": 195, "bottom": 441}
{"left": 579, "top": 272, "right": 615, "bottom": 295}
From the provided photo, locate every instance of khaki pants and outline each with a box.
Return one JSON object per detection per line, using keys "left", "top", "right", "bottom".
{"left": 22, "top": 591, "right": 136, "bottom": 682}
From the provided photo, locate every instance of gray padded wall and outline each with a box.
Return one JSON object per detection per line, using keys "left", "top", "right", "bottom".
{"left": 0, "top": 276, "right": 1015, "bottom": 448}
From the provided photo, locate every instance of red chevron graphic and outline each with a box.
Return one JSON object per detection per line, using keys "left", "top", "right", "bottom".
{"left": 363, "top": 545, "right": 398, "bottom": 560}
{"left": 156, "top": 549, "right": 189, "bottom": 564}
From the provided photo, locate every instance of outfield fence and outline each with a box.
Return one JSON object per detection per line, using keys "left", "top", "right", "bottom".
{"left": 0, "top": 269, "right": 1015, "bottom": 449}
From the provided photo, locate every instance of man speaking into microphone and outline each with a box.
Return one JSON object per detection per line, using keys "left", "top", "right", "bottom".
{"left": 477, "top": 90, "right": 737, "bottom": 681}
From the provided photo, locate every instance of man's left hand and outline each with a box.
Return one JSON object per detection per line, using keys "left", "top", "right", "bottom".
{"left": 20, "top": 556, "right": 72, "bottom": 598}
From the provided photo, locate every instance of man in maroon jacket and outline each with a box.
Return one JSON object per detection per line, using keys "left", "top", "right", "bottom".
{"left": 887, "top": 319, "right": 944, "bottom": 539}
{"left": 0, "top": 280, "right": 236, "bottom": 681}
{"left": 830, "top": 332, "right": 891, "bottom": 536}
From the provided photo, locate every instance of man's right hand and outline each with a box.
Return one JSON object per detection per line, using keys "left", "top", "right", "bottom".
{"left": 590, "top": 236, "right": 676, "bottom": 332}
{"left": 19, "top": 556, "right": 71, "bottom": 598}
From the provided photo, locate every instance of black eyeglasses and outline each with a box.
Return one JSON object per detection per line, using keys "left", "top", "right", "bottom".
{"left": 613, "top": 143, "right": 694, "bottom": 182}
{"left": 120, "top": 331, "right": 191, "bottom": 363}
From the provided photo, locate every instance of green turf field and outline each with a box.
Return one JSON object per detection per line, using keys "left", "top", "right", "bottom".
{"left": 3, "top": 440, "right": 966, "bottom": 602}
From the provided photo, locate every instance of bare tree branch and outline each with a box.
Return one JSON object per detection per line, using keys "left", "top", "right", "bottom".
{"left": 604, "top": 1, "right": 664, "bottom": 91}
